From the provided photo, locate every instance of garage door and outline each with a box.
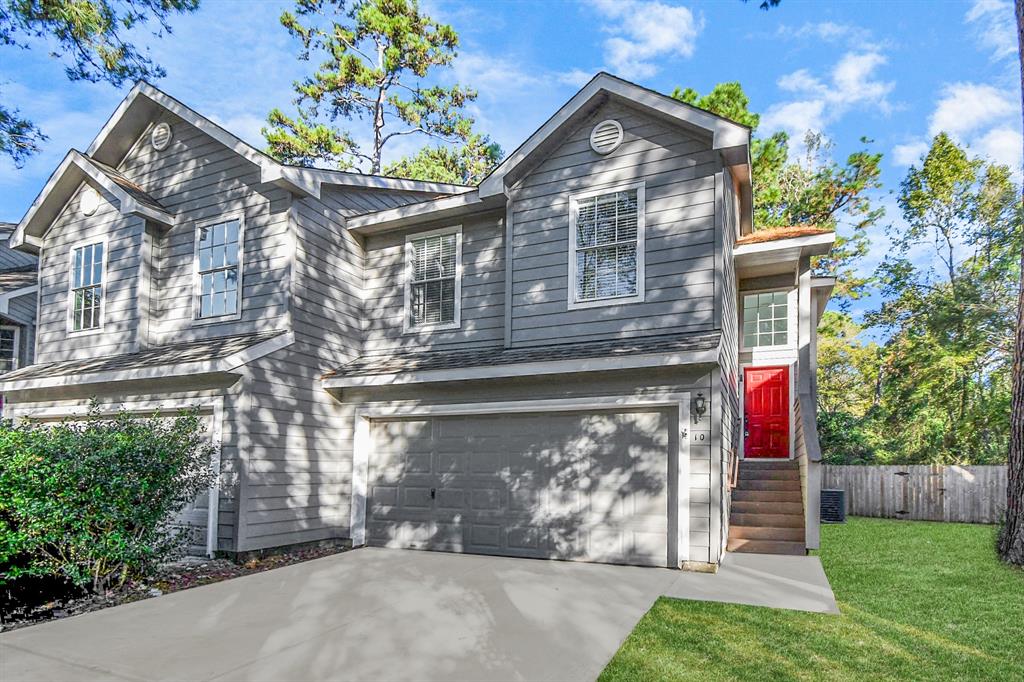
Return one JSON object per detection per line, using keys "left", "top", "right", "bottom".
{"left": 366, "top": 409, "right": 671, "bottom": 567}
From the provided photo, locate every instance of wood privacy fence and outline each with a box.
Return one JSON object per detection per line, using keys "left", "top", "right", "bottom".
{"left": 821, "top": 465, "right": 1008, "bottom": 524}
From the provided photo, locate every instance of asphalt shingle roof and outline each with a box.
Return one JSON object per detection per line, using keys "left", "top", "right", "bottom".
{"left": 0, "top": 266, "right": 37, "bottom": 294}
{"left": 88, "top": 157, "right": 168, "bottom": 215}
{"left": 327, "top": 331, "right": 721, "bottom": 378}
{"left": 1, "top": 330, "right": 284, "bottom": 382}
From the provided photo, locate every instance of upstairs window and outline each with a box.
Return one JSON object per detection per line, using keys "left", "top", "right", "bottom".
{"left": 405, "top": 227, "right": 462, "bottom": 330}
{"left": 742, "top": 291, "right": 789, "bottom": 348}
{"left": 69, "top": 241, "right": 105, "bottom": 332}
{"left": 195, "top": 218, "right": 242, "bottom": 320}
{"left": 0, "top": 327, "right": 18, "bottom": 373}
{"left": 568, "top": 183, "right": 645, "bottom": 309}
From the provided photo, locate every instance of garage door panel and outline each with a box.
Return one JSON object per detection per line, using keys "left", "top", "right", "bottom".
{"left": 367, "top": 408, "right": 671, "bottom": 567}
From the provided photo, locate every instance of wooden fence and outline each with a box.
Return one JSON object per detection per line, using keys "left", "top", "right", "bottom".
{"left": 821, "top": 465, "right": 1008, "bottom": 524}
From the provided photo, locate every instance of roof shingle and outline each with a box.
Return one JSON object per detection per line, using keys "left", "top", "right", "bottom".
{"left": 0, "top": 266, "right": 37, "bottom": 294}
{"left": 1, "top": 330, "right": 284, "bottom": 382}
{"left": 328, "top": 331, "right": 721, "bottom": 378}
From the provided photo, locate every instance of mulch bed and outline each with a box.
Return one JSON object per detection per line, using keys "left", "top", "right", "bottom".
{"left": 1, "top": 545, "right": 347, "bottom": 632}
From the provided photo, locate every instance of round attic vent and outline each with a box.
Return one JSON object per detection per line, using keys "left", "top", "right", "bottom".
{"left": 80, "top": 187, "right": 100, "bottom": 216}
{"left": 590, "top": 119, "right": 623, "bottom": 155}
{"left": 151, "top": 122, "right": 173, "bottom": 151}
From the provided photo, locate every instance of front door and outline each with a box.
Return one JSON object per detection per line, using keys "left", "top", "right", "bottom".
{"left": 744, "top": 366, "right": 790, "bottom": 458}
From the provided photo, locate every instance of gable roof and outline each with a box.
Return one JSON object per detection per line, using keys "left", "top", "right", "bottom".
{"left": 10, "top": 81, "right": 474, "bottom": 252}
{"left": 345, "top": 72, "right": 755, "bottom": 235}
{"left": 11, "top": 149, "right": 175, "bottom": 251}
{"left": 478, "top": 72, "right": 751, "bottom": 199}
{"left": 86, "top": 81, "right": 474, "bottom": 197}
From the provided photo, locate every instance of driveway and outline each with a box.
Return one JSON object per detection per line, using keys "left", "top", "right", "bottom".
{"left": 0, "top": 548, "right": 838, "bottom": 682}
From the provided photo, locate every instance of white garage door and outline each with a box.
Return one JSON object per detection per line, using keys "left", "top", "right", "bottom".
{"left": 366, "top": 409, "right": 671, "bottom": 567}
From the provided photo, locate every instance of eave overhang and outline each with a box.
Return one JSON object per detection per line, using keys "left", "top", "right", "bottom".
{"left": 0, "top": 330, "right": 294, "bottom": 393}
{"left": 478, "top": 72, "right": 751, "bottom": 201}
{"left": 11, "top": 150, "right": 175, "bottom": 253}
{"left": 734, "top": 232, "right": 836, "bottom": 276}
{"left": 322, "top": 346, "right": 719, "bottom": 390}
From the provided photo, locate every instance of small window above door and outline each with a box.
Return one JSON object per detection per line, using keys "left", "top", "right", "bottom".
{"left": 742, "top": 291, "right": 789, "bottom": 348}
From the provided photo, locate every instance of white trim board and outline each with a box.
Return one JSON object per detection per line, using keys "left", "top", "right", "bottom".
{"left": 323, "top": 346, "right": 719, "bottom": 389}
{"left": 8, "top": 396, "right": 225, "bottom": 558}
{"left": 0, "top": 330, "right": 294, "bottom": 393}
{"left": 348, "top": 393, "right": 692, "bottom": 567}
{"left": 11, "top": 150, "right": 175, "bottom": 251}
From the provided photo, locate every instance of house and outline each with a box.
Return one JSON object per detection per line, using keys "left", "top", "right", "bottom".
{"left": 0, "top": 223, "right": 38, "bottom": 379}
{"left": 0, "top": 73, "right": 834, "bottom": 568}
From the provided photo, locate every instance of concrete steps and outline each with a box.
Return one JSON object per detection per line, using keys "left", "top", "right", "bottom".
{"left": 728, "top": 459, "right": 806, "bottom": 556}
{"left": 726, "top": 538, "right": 808, "bottom": 555}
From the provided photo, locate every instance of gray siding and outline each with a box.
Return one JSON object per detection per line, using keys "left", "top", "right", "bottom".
{"left": 35, "top": 186, "right": 143, "bottom": 364}
{"left": 362, "top": 211, "right": 505, "bottom": 354}
{"left": 234, "top": 343, "right": 352, "bottom": 551}
{"left": 5, "top": 293, "right": 37, "bottom": 369}
{"left": 509, "top": 100, "right": 721, "bottom": 347}
{"left": 120, "top": 112, "right": 291, "bottom": 344}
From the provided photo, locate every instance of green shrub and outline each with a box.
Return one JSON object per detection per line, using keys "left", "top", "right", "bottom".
{"left": 0, "top": 407, "right": 216, "bottom": 593}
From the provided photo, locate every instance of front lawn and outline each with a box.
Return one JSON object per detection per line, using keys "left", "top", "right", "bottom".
{"left": 600, "top": 518, "right": 1024, "bottom": 681}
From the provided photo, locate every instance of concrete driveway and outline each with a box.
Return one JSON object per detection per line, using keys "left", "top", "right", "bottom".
{"left": 0, "top": 548, "right": 837, "bottom": 682}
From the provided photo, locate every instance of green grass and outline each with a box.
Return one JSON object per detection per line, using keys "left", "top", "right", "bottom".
{"left": 600, "top": 518, "right": 1024, "bottom": 681}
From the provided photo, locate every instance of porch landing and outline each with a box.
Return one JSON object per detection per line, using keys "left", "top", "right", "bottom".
{"left": 666, "top": 552, "right": 840, "bottom": 614}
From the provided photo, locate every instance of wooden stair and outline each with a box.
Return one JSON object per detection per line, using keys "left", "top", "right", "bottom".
{"left": 727, "top": 460, "right": 806, "bottom": 556}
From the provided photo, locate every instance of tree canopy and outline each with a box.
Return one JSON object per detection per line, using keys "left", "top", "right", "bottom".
{"left": 0, "top": 0, "right": 198, "bottom": 166}
{"left": 263, "top": 0, "right": 499, "bottom": 180}
{"left": 672, "top": 81, "right": 882, "bottom": 303}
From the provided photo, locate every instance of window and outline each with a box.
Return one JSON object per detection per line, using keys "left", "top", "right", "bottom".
{"left": 568, "top": 183, "right": 645, "bottom": 309}
{"left": 742, "top": 291, "right": 789, "bottom": 348}
{"left": 195, "top": 218, "right": 242, "bottom": 320}
{"left": 69, "top": 241, "right": 105, "bottom": 332}
{"left": 405, "top": 227, "right": 461, "bottom": 330}
{"left": 0, "top": 327, "right": 18, "bottom": 373}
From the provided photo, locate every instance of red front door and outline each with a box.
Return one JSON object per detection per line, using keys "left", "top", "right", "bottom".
{"left": 744, "top": 366, "right": 790, "bottom": 458}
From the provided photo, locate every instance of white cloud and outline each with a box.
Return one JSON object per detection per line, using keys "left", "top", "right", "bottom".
{"left": 892, "top": 141, "right": 929, "bottom": 166}
{"left": 778, "top": 21, "right": 875, "bottom": 47}
{"left": 452, "top": 52, "right": 543, "bottom": 94}
{"left": 589, "top": 0, "right": 703, "bottom": 79}
{"left": 761, "top": 51, "right": 894, "bottom": 139}
{"left": 966, "top": 0, "right": 1017, "bottom": 62}
{"left": 973, "top": 125, "right": 1024, "bottom": 171}
{"left": 928, "top": 82, "right": 1016, "bottom": 137}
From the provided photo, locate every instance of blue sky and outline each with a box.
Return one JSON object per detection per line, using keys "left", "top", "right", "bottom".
{"left": 1, "top": 0, "right": 1020, "bottom": 323}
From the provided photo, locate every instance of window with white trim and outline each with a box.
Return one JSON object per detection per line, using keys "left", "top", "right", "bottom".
{"left": 69, "top": 241, "right": 104, "bottom": 332}
{"left": 569, "top": 184, "right": 645, "bottom": 307}
{"left": 742, "top": 291, "right": 789, "bottom": 347}
{"left": 195, "top": 218, "right": 241, "bottom": 320}
{"left": 405, "top": 228, "right": 461, "bottom": 329}
{"left": 0, "top": 326, "right": 18, "bottom": 373}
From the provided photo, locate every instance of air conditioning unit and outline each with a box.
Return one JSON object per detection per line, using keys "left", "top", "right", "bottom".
{"left": 821, "top": 489, "right": 846, "bottom": 523}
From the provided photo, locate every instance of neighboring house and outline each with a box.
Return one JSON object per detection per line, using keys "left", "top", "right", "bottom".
{"left": 0, "top": 73, "right": 835, "bottom": 568}
{"left": 0, "top": 223, "right": 38, "bottom": 378}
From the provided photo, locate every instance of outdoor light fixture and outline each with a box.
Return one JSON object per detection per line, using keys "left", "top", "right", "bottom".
{"left": 694, "top": 392, "right": 707, "bottom": 419}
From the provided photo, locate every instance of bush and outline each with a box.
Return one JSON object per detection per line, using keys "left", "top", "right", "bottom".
{"left": 0, "top": 407, "right": 216, "bottom": 593}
